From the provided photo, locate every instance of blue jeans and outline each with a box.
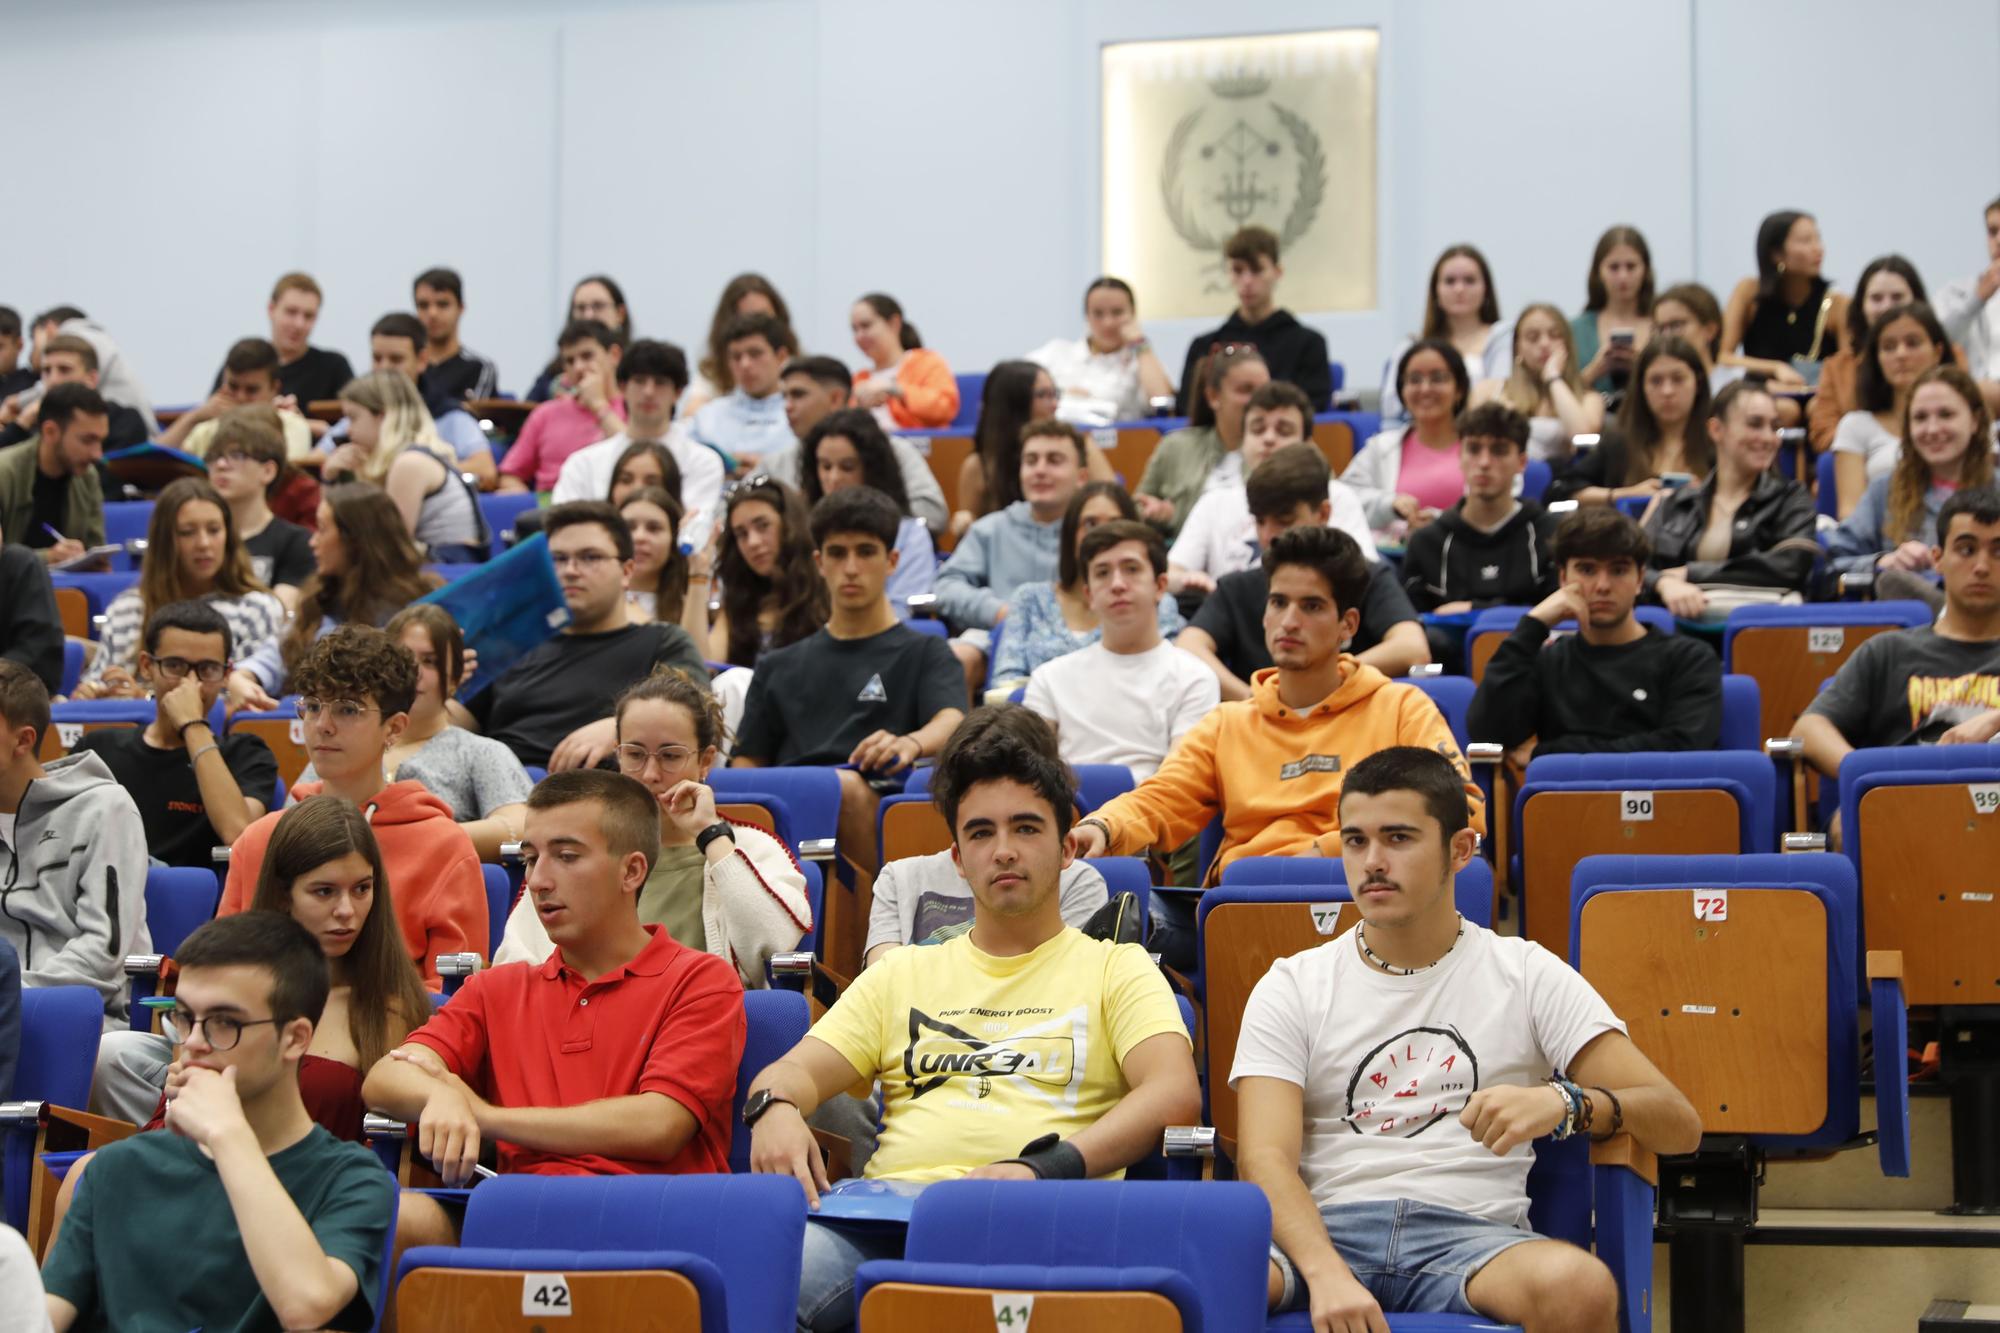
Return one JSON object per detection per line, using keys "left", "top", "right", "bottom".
{"left": 1270, "top": 1199, "right": 1539, "bottom": 1316}
{"left": 797, "top": 1218, "right": 904, "bottom": 1332}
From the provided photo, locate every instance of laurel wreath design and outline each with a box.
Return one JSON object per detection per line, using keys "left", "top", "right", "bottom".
{"left": 1159, "top": 101, "right": 1327, "bottom": 254}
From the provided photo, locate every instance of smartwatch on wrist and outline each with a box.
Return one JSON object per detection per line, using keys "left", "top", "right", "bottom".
{"left": 741, "top": 1089, "right": 796, "bottom": 1127}
{"left": 695, "top": 822, "right": 737, "bottom": 855}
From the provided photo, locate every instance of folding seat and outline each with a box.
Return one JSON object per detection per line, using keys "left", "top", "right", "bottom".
{"left": 1569, "top": 852, "right": 1908, "bottom": 1332}
{"left": 3, "top": 987, "right": 130, "bottom": 1253}
{"left": 1512, "top": 751, "right": 1776, "bottom": 960}
{"left": 854, "top": 1179, "right": 1270, "bottom": 1331}
{"left": 395, "top": 1174, "right": 805, "bottom": 1331}
{"left": 39, "top": 698, "right": 154, "bottom": 761}
{"left": 1838, "top": 745, "right": 2000, "bottom": 1213}
{"left": 1721, "top": 601, "right": 1931, "bottom": 747}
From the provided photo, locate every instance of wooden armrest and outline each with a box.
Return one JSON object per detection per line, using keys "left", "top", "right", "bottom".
{"left": 1590, "top": 1132, "right": 1658, "bottom": 1187}
{"left": 43, "top": 1107, "right": 139, "bottom": 1147}
{"left": 1866, "top": 950, "right": 1904, "bottom": 981}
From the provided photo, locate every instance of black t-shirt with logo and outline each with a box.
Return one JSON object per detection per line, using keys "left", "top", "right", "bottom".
{"left": 242, "top": 517, "right": 315, "bottom": 590}
{"left": 735, "top": 624, "right": 963, "bottom": 767}
{"left": 71, "top": 728, "right": 278, "bottom": 868}
{"left": 1189, "top": 560, "right": 1417, "bottom": 680}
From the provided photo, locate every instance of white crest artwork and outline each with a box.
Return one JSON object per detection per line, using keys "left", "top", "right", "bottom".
{"left": 1102, "top": 30, "right": 1379, "bottom": 320}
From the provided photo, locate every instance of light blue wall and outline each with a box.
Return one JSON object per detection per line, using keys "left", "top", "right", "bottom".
{"left": 4, "top": 0, "right": 1996, "bottom": 406}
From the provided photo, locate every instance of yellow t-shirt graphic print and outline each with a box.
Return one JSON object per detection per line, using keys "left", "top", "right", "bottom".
{"left": 905, "top": 1005, "right": 1084, "bottom": 1108}
{"left": 808, "top": 929, "right": 1186, "bottom": 1183}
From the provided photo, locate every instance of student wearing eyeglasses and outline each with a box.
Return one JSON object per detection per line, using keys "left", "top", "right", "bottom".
{"left": 42, "top": 912, "right": 396, "bottom": 1333}
{"left": 219, "top": 625, "right": 485, "bottom": 989}
{"left": 72, "top": 601, "right": 278, "bottom": 868}
{"left": 449, "top": 501, "right": 709, "bottom": 770}
{"left": 493, "top": 667, "right": 809, "bottom": 988}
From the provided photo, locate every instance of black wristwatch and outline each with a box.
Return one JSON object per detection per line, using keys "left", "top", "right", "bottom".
{"left": 695, "top": 821, "right": 737, "bottom": 855}
{"left": 742, "top": 1088, "right": 796, "bottom": 1127}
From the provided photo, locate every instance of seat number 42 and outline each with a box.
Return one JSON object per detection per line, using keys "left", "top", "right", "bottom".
{"left": 522, "top": 1273, "right": 572, "bottom": 1316}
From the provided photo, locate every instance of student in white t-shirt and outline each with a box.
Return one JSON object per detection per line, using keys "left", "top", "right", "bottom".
{"left": 552, "top": 339, "right": 724, "bottom": 540}
{"left": 1024, "top": 519, "right": 1218, "bottom": 782}
{"left": 1233, "top": 746, "right": 1700, "bottom": 1330}
{"left": 1168, "top": 381, "right": 1375, "bottom": 594}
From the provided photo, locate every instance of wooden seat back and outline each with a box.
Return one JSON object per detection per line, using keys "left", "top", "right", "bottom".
{"left": 717, "top": 802, "right": 779, "bottom": 841}
{"left": 1311, "top": 418, "right": 1355, "bottom": 477}
{"left": 398, "top": 1268, "right": 702, "bottom": 1331}
{"left": 38, "top": 719, "right": 137, "bottom": 762}
{"left": 1201, "top": 899, "right": 1357, "bottom": 1152}
{"left": 232, "top": 716, "right": 308, "bottom": 787}
{"left": 861, "top": 1284, "right": 1181, "bottom": 1332}
{"left": 1100, "top": 427, "right": 1161, "bottom": 489}
{"left": 53, "top": 587, "right": 89, "bottom": 641}
{"left": 1577, "top": 888, "right": 1829, "bottom": 1135}
{"left": 1729, "top": 623, "right": 1903, "bottom": 741}
{"left": 1522, "top": 789, "right": 1741, "bottom": 961}
{"left": 1856, "top": 784, "right": 2000, "bottom": 1005}
{"left": 881, "top": 800, "right": 954, "bottom": 864}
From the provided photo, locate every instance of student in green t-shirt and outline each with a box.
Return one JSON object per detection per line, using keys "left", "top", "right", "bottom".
{"left": 42, "top": 912, "right": 393, "bottom": 1333}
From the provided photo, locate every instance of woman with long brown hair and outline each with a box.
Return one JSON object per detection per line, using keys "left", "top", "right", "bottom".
{"left": 1379, "top": 244, "right": 1511, "bottom": 425}
{"left": 1570, "top": 225, "right": 1654, "bottom": 394}
{"left": 74, "top": 476, "right": 284, "bottom": 697}
{"left": 1827, "top": 365, "right": 1994, "bottom": 596}
{"left": 707, "top": 476, "right": 827, "bottom": 667}
{"left": 1547, "top": 337, "right": 1715, "bottom": 509}
{"left": 226, "top": 483, "right": 442, "bottom": 710}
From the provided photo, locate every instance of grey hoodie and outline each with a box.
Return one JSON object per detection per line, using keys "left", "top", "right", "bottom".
{"left": 0, "top": 750, "right": 150, "bottom": 1029}
{"left": 934, "top": 500, "right": 1063, "bottom": 629}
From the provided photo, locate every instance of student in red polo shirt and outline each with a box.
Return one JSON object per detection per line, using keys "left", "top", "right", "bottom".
{"left": 362, "top": 769, "right": 745, "bottom": 1261}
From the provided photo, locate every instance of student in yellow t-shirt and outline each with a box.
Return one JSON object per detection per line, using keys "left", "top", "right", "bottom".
{"left": 745, "top": 705, "right": 1200, "bottom": 1333}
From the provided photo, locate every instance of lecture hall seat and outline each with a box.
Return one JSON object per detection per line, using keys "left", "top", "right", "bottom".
{"left": 855, "top": 1179, "right": 1272, "bottom": 1332}
{"left": 1509, "top": 750, "right": 1776, "bottom": 960}
{"left": 395, "top": 1174, "right": 805, "bottom": 1332}
{"left": 1569, "top": 852, "right": 1908, "bottom": 1333}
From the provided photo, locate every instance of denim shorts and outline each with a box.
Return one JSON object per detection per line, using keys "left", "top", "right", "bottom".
{"left": 1270, "top": 1198, "right": 1539, "bottom": 1316}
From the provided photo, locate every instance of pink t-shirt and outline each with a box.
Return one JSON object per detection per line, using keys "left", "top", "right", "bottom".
{"left": 499, "top": 396, "right": 628, "bottom": 492}
{"left": 1397, "top": 432, "right": 1464, "bottom": 513}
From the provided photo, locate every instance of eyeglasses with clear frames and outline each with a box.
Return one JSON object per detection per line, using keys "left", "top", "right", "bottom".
{"left": 296, "top": 698, "right": 383, "bottom": 726}
{"left": 163, "top": 1008, "right": 279, "bottom": 1051}
{"left": 615, "top": 743, "right": 698, "bottom": 774}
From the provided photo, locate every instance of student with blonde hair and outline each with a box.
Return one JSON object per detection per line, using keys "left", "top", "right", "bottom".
{"left": 324, "top": 371, "right": 484, "bottom": 561}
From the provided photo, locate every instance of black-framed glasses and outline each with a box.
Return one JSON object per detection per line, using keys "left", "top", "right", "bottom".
{"left": 163, "top": 1008, "right": 279, "bottom": 1051}
{"left": 296, "top": 697, "right": 382, "bottom": 726}
{"left": 153, "top": 656, "right": 228, "bottom": 683}
{"left": 615, "top": 743, "right": 697, "bottom": 774}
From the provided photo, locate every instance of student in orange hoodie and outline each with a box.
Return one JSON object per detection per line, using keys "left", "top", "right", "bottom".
{"left": 1068, "top": 524, "right": 1483, "bottom": 964}
{"left": 220, "top": 625, "right": 487, "bottom": 988}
